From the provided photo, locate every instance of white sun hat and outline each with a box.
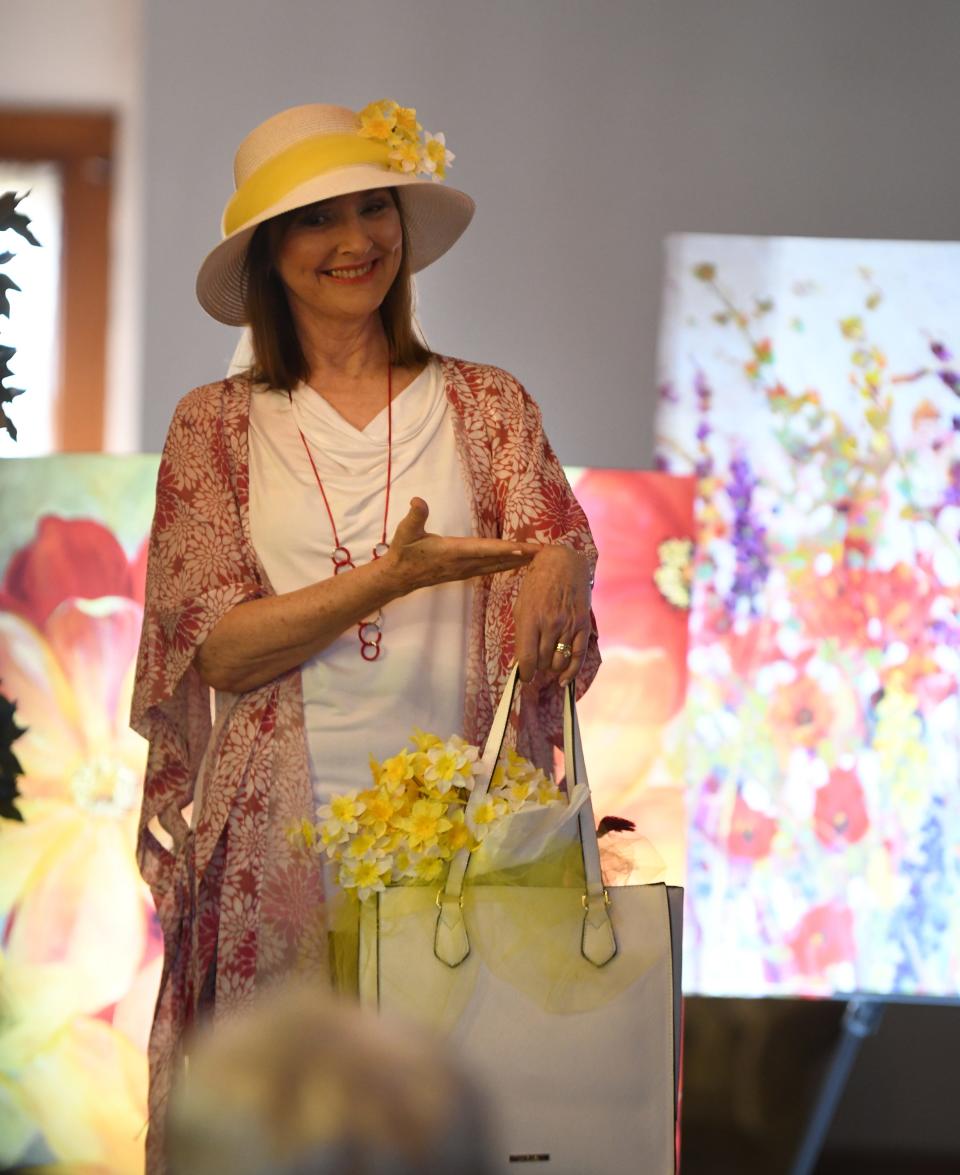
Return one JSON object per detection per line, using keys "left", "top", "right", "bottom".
{"left": 196, "top": 100, "right": 476, "bottom": 325}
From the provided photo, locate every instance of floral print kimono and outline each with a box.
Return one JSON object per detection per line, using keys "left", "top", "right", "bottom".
{"left": 130, "top": 355, "right": 600, "bottom": 1170}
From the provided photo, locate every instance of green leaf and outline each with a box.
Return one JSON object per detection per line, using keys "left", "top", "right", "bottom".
{"left": 0, "top": 273, "right": 21, "bottom": 317}
{"left": 0, "top": 191, "right": 41, "bottom": 247}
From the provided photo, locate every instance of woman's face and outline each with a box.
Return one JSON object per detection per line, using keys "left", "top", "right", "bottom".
{"left": 274, "top": 188, "right": 404, "bottom": 328}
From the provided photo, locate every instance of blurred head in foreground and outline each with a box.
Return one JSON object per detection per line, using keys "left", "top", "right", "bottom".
{"left": 166, "top": 979, "right": 493, "bottom": 1175}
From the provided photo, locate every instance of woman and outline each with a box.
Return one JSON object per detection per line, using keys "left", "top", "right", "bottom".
{"left": 131, "top": 99, "right": 600, "bottom": 1170}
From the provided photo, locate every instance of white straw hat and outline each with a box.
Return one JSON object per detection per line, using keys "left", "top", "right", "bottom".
{"left": 196, "top": 101, "right": 476, "bottom": 325}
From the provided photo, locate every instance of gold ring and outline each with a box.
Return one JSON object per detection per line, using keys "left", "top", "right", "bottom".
{"left": 555, "top": 642, "right": 573, "bottom": 659}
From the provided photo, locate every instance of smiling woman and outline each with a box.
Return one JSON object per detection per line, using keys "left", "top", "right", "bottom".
{"left": 132, "top": 98, "right": 601, "bottom": 1173}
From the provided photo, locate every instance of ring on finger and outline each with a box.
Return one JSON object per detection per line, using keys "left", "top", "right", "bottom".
{"left": 555, "top": 641, "right": 573, "bottom": 660}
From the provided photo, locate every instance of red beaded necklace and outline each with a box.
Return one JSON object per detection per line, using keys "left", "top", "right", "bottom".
{"left": 288, "top": 365, "right": 393, "bottom": 661}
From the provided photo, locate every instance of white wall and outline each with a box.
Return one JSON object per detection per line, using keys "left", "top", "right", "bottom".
{"left": 0, "top": 0, "right": 143, "bottom": 452}
{"left": 142, "top": 0, "right": 960, "bottom": 467}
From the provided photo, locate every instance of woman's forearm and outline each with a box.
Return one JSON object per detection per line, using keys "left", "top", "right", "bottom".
{"left": 195, "top": 557, "right": 402, "bottom": 693}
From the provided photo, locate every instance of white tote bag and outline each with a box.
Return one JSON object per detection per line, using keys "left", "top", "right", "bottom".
{"left": 358, "top": 666, "right": 682, "bottom": 1174}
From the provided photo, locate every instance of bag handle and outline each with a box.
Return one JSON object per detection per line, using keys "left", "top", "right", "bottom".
{"left": 434, "top": 664, "right": 617, "bottom": 969}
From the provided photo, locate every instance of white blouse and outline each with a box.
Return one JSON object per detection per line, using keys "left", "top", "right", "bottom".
{"left": 248, "top": 360, "right": 475, "bottom": 806}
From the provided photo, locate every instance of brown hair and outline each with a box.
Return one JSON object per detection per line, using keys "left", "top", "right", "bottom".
{"left": 243, "top": 194, "right": 431, "bottom": 390}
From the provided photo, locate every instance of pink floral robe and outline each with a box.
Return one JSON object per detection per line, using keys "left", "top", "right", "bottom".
{"left": 130, "top": 355, "right": 600, "bottom": 1172}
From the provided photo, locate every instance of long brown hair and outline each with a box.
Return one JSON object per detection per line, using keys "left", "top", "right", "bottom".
{"left": 243, "top": 194, "right": 431, "bottom": 390}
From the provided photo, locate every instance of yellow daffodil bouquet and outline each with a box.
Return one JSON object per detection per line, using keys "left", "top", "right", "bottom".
{"left": 295, "top": 731, "right": 563, "bottom": 901}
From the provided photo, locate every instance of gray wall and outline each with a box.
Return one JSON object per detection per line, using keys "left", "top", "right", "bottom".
{"left": 143, "top": 0, "right": 960, "bottom": 466}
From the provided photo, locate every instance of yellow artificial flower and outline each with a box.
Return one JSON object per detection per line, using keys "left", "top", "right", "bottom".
{"left": 357, "top": 788, "right": 397, "bottom": 836}
{"left": 470, "top": 796, "right": 508, "bottom": 828}
{"left": 394, "top": 105, "right": 421, "bottom": 137}
{"left": 536, "top": 775, "right": 560, "bottom": 805}
{"left": 410, "top": 727, "right": 444, "bottom": 752}
{"left": 423, "top": 737, "right": 474, "bottom": 794}
{"left": 378, "top": 749, "right": 416, "bottom": 793}
{"left": 389, "top": 138, "right": 423, "bottom": 174}
{"left": 423, "top": 131, "right": 454, "bottom": 181}
{"left": 411, "top": 856, "right": 445, "bottom": 883}
{"left": 357, "top": 99, "right": 398, "bottom": 142}
{"left": 317, "top": 793, "right": 366, "bottom": 843}
{"left": 446, "top": 811, "right": 475, "bottom": 854}
{"left": 402, "top": 798, "right": 453, "bottom": 852}
{"left": 339, "top": 857, "right": 393, "bottom": 901}
{"left": 343, "top": 831, "right": 380, "bottom": 862}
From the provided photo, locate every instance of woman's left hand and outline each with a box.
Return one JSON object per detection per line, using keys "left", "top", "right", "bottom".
{"left": 513, "top": 545, "right": 592, "bottom": 687}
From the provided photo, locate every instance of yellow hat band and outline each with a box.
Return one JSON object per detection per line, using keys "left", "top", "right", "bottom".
{"left": 222, "top": 133, "right": 392, "bottom": 236}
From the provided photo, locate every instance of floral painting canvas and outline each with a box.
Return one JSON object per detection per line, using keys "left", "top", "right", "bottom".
{"left": 655, "top": 233, "right": 960, "bottom": 998}
{"left": 0, "top": 456, "right": 693, "bottom": 1171}
{"left": 567, "top": 469, "right": 695, "bottom": 889}
{"left": 0, "top": 456, "right": 159, "bottom": 1172}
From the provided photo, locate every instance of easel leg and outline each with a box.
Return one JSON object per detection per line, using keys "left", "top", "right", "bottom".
{"left": 788, "top": 998, "right": 885, "bottom": 1175}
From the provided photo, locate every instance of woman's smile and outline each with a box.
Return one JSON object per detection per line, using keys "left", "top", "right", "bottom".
{"left": 322, "top": 258, "right": 381, "bottom": 283}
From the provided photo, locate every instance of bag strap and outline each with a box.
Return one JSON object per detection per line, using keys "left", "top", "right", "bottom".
{"left": 434, "top": 665, "right": 617, "bottom": 968}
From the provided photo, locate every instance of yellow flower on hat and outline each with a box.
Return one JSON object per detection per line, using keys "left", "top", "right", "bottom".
{"left": 358, "top": 99, "right": 399, "bottom": 142}
{"left": 389, "top": 137, "right": 423, "bottom": 174}
{"left": 423, "top": 131, "right": 454, "bottom": 182}
{"left": 394, "top": 105, "right": 421, "bottom": 138}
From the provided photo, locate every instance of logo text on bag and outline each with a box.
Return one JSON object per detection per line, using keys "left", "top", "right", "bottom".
{"left": 508, "top": 1156, "right": 551, "bottom": 1164}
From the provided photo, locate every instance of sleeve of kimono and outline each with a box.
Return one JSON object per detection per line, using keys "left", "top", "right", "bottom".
{"left": 486, "top": 371, "right": 601, "bottom": 744}
{"left": 130, "top": 383, "right": 265, "bottom": 904}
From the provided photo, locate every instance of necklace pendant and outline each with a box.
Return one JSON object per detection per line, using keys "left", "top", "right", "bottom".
{"left": 359, "top": 613, "right": 383, "bottom": 661}
{"left": 332, "top": 545, "right": 355, "bottom": 574}
{"left": 372, "top": 541, "right": 390, "bottom": 560}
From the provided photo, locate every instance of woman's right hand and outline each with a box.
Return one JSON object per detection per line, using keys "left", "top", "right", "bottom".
{"left": 381, "top": 497, "right": 540, "bottom": 594}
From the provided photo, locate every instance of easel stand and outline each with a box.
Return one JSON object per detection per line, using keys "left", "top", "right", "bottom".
{"left": 788, "top": 998, "right": 885, "bottom": 1175}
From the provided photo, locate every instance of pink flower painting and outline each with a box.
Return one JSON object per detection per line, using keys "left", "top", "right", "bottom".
{"left": 0, "top": 458, "right": 160, "bottom": 1173}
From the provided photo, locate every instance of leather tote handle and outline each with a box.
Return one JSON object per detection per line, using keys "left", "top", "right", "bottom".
{"left": 434, "top": 665, "right": 617, "bottom": 968}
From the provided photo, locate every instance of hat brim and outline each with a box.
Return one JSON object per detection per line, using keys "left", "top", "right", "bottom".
{"left": 195, "top": 164, "right": 475, "bottom": 326}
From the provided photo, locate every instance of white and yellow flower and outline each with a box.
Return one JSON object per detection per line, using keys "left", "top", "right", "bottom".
{"left": 423, "top": 131, "right": 454, "bottom": 181}
{"left": 317, "top": 793, "right": 366, "bottom": 844}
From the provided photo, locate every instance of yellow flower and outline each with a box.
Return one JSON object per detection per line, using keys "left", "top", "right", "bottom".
{"left": 446, "top": 811, "right": 475, "bottom": 854}
{"left": 394, "top": 105, "right": 421, "bottom": 137}
{"left": 410, "top": 727, "right": 444, "bottom": 752}
{"left": 389, "top": 138, "right": 422, "bottom": 174}
{"left": 411, "top": 856, "right": 445, "bottom": 883}
{"left": 423, "top": 131, "right": 454, "bottom": 181}
{"left": 424, "top": 741, "right": 477, "bottom": 793}
{"left": 401, "top": 798, "right": 453, "bottom": 852}
{"left": 317, "top": 792, "right": 366, "bottom": 844}
{"left": 357, "top": 788, "right": 397, "bottom": 837}
{"left": 357, "top": 99, "right": 398, "bottom": 142}
{"left": 536, "top": 775, "right": 560, "bottom": 805}
{"left": 343, "top": 831, "right": 380, "bottom": 862}
{"left": 339, "top": 857, "right": 393, "bottom": 901}
{"left": 470, "top": 796, "right": 509, "bottom": 828}
{"left": 378, "top": 749, "right": 416, "bottom": 793}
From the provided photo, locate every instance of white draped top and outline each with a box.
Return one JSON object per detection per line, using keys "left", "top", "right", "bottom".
{"left": 248, "top": 359, "right": 474, "bottom": 805}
